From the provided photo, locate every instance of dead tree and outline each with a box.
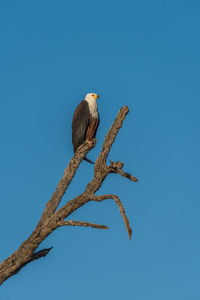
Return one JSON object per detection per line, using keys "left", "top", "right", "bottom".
{"left": 0, "top": 105, "right": 138, "bottom": 285}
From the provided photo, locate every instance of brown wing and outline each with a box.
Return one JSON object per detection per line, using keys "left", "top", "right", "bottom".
{"left": 85, "top": 115, "right": 99, "bottom": 141}
{"left": 72, "top": 100, "right": 90, "bottom": 153}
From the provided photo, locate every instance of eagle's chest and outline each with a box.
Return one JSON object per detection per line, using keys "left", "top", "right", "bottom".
{"left": 87, "top": 100, "right": 98, "bottom": 119}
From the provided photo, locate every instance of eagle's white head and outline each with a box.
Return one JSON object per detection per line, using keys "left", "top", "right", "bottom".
{"left": 85, "top": 93, "right": 99, "bottom": 103}
{"left": 84, "top": 93, "right": 99, "bottom": 118}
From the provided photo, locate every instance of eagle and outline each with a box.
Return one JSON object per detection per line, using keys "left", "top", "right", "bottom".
{"left": 72, "top": 93, "right": 100, "bottom": 163}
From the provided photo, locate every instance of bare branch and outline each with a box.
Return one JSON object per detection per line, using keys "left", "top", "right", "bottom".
{"left": 0, "top": 105, "right": 137, "bottom": 285}
{"left": 30, "top": 247, "right": 53, "bottom": 262}
{"left": 40, "top": 139, "right": 96, "bottom": 222}
{"left": 94, "top": 106, "right": 130, "bottom": 171}
{"left": 108, "top": 160, "right": 138, "bottom": 182}
{"left": 91, "top": 194, "right": 132, "bottom": 240}
{"left": 57, "top": 220, "right": 108, "bottom": 230}
{"left": 117, "top": 169, "right": 138, "bottom": 182}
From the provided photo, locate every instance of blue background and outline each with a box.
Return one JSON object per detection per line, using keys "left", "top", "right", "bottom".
{"left": 0, "top": 0, "right": 200, "bottom": 299}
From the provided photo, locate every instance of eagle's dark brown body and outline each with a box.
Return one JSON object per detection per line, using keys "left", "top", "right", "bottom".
{"left": 72, "top": 99, "right": 99, "bottom": 154}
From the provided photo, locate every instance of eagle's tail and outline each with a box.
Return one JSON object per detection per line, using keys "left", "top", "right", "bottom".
{"left": 83, "top": 157, "right": 94, "bottom": 164}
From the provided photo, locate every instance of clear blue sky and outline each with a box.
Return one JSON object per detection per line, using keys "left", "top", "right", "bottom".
{"left": 0, "top": 0, "right": 200, "bottom": 299}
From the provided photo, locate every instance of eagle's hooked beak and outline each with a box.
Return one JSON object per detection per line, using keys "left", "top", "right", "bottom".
{"left": 94, "top": 94, "right": 99, "bottom": 100}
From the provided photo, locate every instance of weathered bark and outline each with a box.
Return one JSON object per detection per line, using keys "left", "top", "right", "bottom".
{"left": 0, "top": 105, "right": 138, "bottom": 285}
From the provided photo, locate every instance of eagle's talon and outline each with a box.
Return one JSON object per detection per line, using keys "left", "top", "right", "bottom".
{"left": 86, "top": 139, "right": 93, "bottom": 146}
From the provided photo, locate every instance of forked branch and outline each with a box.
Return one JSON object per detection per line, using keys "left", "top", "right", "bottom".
{"left": 0, "top": 105, "right": 138, "bottom": 286}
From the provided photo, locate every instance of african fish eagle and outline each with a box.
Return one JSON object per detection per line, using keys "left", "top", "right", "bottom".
{"left": 72, "top": 93, "right": 100, "bottom": 162}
